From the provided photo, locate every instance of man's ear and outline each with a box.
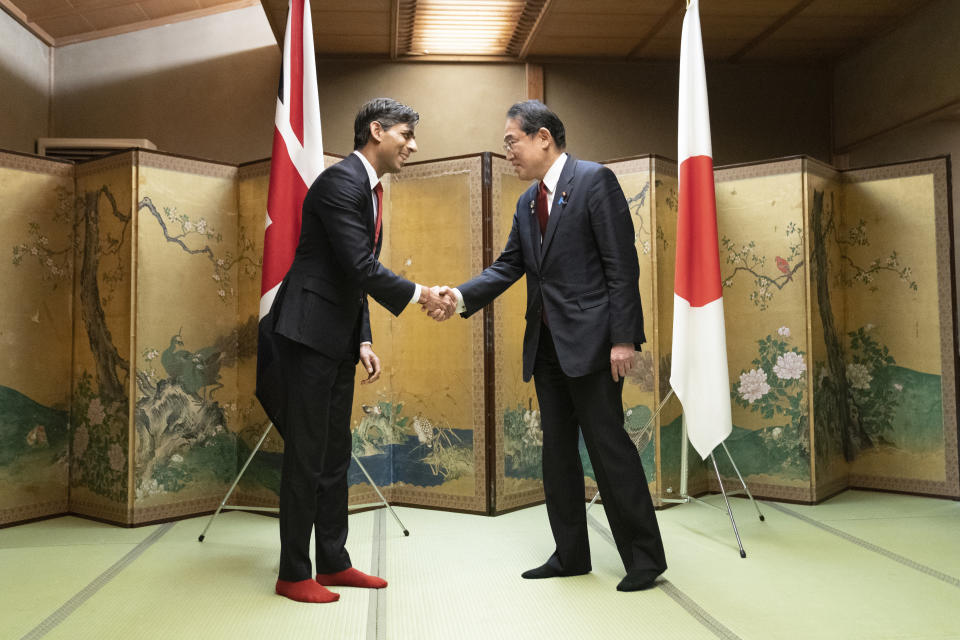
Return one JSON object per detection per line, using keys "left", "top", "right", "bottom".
{"left": 537, "top": 127, "right": 553, "bottom": 150}
{"left": 369, "top": 121, "right": 383, "bottom": 143}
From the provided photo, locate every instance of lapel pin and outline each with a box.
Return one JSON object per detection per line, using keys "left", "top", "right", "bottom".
{"left": 529, "top": 199, "right": 535, "bottom": 213}
{"left": 558, "top": 191, "right": 568, "bottom": 206}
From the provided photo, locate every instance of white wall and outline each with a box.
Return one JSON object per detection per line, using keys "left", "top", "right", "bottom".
{"left": 0, "top": 9, "right": 51, "bottom": 154}
{"left": 52, "top": 5, "right": 280, "bottom": 164}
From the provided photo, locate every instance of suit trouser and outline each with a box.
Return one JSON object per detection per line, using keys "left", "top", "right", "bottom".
{"left": 276, "top": 334, "right": 355, "bottom": 581}
{"left": 533, "top": 324, "right": 667, "bottom": 576}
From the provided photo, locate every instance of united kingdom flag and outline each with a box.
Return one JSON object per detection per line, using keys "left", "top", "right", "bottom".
{"left": 256, "top": 0, "right": 324, "bottom": 433}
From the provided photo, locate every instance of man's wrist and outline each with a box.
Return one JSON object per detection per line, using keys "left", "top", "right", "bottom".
{"left": 452, "top": 288, "right": 466, "bottom": 314}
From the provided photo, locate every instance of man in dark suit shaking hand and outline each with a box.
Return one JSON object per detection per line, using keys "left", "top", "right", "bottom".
{"left": 444, "top": 100, "right": 667, "bottom": 591}
{"left": 266, "top": 98, "right": 455, "bottom": 603}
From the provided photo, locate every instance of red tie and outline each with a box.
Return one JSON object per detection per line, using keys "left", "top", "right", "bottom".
{"left": 373, "top": 182, "right": 383, "bottom": 248}
{"left": 536, "top": 180, "right": 549, "bottom": 238}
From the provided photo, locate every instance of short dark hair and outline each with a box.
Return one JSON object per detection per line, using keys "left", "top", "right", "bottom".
{"left": 353, "top": 98, "right": 420, "bottom": 149}
{"left": 506, "top": 100, "right": 566, "bottom": 150}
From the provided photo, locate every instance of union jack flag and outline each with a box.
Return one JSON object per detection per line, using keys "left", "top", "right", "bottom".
{"left": 256, "top": 0, "right": 323, "bottom": 432}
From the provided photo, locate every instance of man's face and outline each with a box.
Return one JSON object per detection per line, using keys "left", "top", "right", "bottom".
{"left": 375, "top": 121, "right": 417, "bottom": 174}
{"left": 503, "top": 117, "right": 549, "bottom": 181}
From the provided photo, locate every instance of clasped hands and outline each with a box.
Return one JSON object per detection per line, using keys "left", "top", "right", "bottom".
{"left": 418, "top": 285, "right": 457, "bottom": 321}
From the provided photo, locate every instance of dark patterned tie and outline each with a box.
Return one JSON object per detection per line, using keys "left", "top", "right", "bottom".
{"left": 373, "top": 182, "right": 383, "bottom": 248}
{"left": 536, "top": 180, "right": 549, "bottom": 238}
{"left": 537, "top": 180, "right": 550, "bottom": 326}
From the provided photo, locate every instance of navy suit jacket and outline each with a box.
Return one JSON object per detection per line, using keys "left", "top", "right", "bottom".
{"left": 457, "top": 155, "right": 645, "bottom": 381}
{"left": 269, "top": 153, "right": 416, "bottom": 361}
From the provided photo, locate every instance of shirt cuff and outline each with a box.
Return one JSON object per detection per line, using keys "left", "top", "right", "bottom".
{"left": 409, "top": 283, "right": 422, "bottom": 304}
{"left": 452, "top": 287, "right": 466, "bottom": 314}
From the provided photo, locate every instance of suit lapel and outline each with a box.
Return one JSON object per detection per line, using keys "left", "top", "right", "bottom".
{"left": 539, "top": 156, "right": 576, "bottom": 266}
{"left": 345, "top": 153, "right": 377, "bottom": 246}
{"left": 521, "top": 185, "right": 541, "bottom": 267}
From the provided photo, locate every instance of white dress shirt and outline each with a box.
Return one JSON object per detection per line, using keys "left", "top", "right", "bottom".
{"left": 451, "top": 153, "right": 569, "bottom": 313}
{"left": 351, "top": 151, "right": 421, "bottom": 348}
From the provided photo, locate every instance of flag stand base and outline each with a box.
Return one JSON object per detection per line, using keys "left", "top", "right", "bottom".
{"left": 586, "top": 389, "right": 764, "bottom": 558}
{"left": 197, "top": 422, "right": 409, "bottom": 543}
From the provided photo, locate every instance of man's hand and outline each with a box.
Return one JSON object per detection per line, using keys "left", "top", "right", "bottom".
{"left": 419, "top": 285, "right": 457, "bottom": 321}
{"left": 610, "top": 343, "right": 636, "bottom": 382}
{"left": 359, "top": 344, "right": 382, "bottom": 385}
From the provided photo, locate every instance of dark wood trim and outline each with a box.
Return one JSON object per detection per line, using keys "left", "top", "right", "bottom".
{"left": 515, "top": 0, "right": 554, "bottom": 60}
{"left": 389, "top": 0, "right": 399, "bottom": 60}
{"left": 943, "top": 155, "right": 960, "bottom": 496}
{"left": 626, "top": 0, "right": 683, "bottom": 60}
{"left": 727, "top": 0, "right": 816, "bottom": 63}
{"left": 833, "top": 97, "right": 960, "bottom": 155}
{"left": 400, "top": 151, "right": 486, "bottom": 167}
{"left": 480, "top": 153, "right": 497, "bottom": 514}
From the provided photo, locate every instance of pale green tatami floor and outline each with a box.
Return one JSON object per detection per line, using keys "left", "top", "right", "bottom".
{"left": 2, "top": 490, "right": 959, "bottom": 640}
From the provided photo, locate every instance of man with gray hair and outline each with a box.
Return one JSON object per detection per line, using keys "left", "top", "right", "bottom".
{"left": 443, "top": 100, "right": 667, "bottom": 592}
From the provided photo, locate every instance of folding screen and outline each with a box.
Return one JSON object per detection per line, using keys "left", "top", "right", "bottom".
{"left": 0, "top": 149, "right": 955, "bottom": 527}
{"left": 130, "top": 152, "right": 242, "bottom": 523}
{"left": 819, "top": 159, "right": 958, "bottom": 499}
{"left": 69, "top": 152, "right": 136, "bottom": 523}
{"left": 370, "top": 154, "right": 488, "bottom": 513}
{"left": 490, "top": 155, "right": 543, "bottom": 513}
{"left": 0, "top": 151, "right": 74, "bottom": 525}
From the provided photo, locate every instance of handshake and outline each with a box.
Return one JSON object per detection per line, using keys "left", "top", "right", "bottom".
{"left": 417, "top": 285, "right": 459, "bottom": 322}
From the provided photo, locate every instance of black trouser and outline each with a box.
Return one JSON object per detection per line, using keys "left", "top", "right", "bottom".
{"left": 532, "top": 324, "right": 667, "bottom": 576}
{"left": 276, "top": 335, "right": 355, "bottom": 581}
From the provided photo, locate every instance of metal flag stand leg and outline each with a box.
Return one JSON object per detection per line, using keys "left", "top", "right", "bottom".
{"left": 586, "top": 389, "right": 764, "bottom": 558}
{"left": 198, "top": 422, "right": 409, "bottom": 542}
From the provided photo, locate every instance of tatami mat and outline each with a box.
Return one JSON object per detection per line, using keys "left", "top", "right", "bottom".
{"left": 2, "top": 491, "right": 959, "bottom": 640}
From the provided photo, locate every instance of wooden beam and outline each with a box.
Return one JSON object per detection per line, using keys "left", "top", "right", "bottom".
{"left": 525, "top": 63, "right": 543, "bottom": 101}
{"left": 0, "top": 0, "right": 55, "bottom": 45}
{"left": 516, "top": 0, "right": 553, "bottom": 60}
{"left": 626, "top": 0, "right": 683, "bottom": 60}
{"left": 389, "top": 0, "right": 399, "bottom": 59}
{"left": 727, "top": 0, "right": 816, "bottom": 63}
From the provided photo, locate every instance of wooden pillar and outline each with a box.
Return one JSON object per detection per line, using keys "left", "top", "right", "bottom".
{"left": 525, "top": 63, "right": 543, "bottom": 102}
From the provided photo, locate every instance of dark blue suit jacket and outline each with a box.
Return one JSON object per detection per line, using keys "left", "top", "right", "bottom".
{"left": 269, "top": 153, "right": 416, "bottom": 361}
{"left": 458, "top": 155, "right": 645, "bottom": 381}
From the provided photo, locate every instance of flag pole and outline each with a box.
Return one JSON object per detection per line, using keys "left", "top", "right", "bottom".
{"left": 584, "top": 388, "right": 763, "bottom": 558}
{"left": 198, "top": 423, "right": 410, "bottom": 542}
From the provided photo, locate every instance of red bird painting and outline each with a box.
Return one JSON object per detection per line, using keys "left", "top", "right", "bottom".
{"left": 776, "top": 256, "right": 792, "bottom": 281}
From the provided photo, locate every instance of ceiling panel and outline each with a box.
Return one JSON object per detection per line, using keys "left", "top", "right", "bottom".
{"left": 83, "top": 3, "right": 148, "bottom": 29}
{"left": 32, "top": 12, "right": 92, "bottom": 37}
{"left": 528, "top": 36, "right": 641, "bottom": 58}
{"left": 536, "top": 12, "right": 661, "bottom": 39}
{"left": 12, "top": 0, "right": 73, "bottom": 19}
{"left": 0, "top": 0, "right": 936, "bottom": 61}
{"left": 138, "top": 0, "right": 200, "bottom": 20}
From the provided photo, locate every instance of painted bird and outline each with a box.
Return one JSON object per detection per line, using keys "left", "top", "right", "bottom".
{"left": 776, "top": 256, "right": 792, "bottom": 281}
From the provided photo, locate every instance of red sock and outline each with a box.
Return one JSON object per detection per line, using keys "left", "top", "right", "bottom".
{"left": 275, "top": 578, "right": 340, "bottom": 603}
{"left": 316, "top": 567, "right": 387, "bottom": 589}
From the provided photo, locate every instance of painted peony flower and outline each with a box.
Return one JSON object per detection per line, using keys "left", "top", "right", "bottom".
{"left": 846, "top": 363, "right": 872, "bottom": 390}
{"left": 774, "top": 351, "right": 806, "bottom": 380}
{"left": 738, "top": 368, "right": 771, "bottom": 403}
{"left": 108, "top": 443, "right": 126, "bottom": 472}
{"left": 87, "top": 398, "right": 105, "bottom": 426}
